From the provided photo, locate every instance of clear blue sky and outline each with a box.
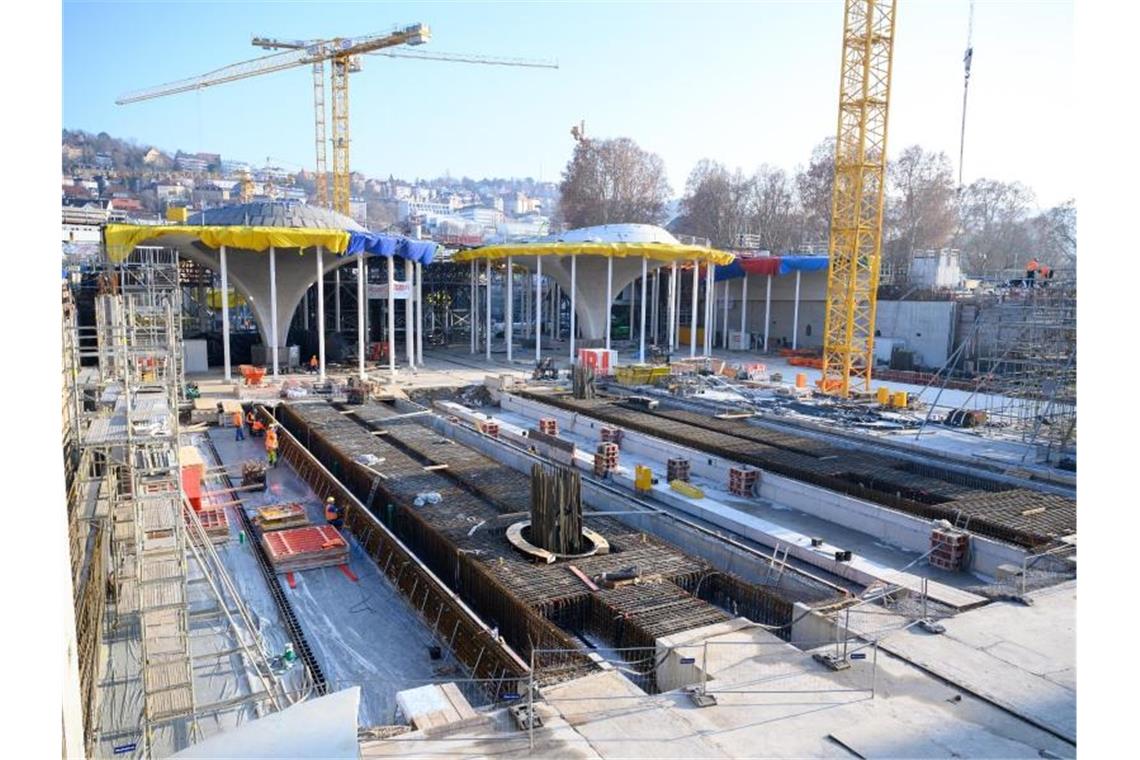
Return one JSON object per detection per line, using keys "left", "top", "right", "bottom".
{"left": 63, "top": 0, "right": 1074, "bottom": 206}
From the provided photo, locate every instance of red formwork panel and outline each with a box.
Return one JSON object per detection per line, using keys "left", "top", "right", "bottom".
{"left": 181, "top": 467, "right": 202, "bottom": 511}
{"left": 261, "top": 525, "right": 349, "bottom": 573}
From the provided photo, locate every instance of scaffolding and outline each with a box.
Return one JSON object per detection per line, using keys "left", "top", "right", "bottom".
{"left": 919, "top": 274, "right": 1076, "bottom": 464}
{"left": 67, "top": 246, "right": 286, "bottom": 757}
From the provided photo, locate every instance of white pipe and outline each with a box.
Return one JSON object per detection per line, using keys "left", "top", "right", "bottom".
{"left": 220, "top": 245, "right": 230, "bottom": 381}
{"left": 470, "top": 260, "right": 476, "bottom": 354}
{"left": 506, "top": 256, "right": 513, "bottom": 363}
{"left": 485, "top": 259, "right": 491, "bottom": 362}
{"left": 764, "top": 274, "right": 772, "bottom": 353}
{"left": 668, "top": 262, "right": 677, "bottom": 350}
{"left": 405, "top": 259, "right": 414, "bottom": 369}
{"left": 316, "top": 246, "right": 325, "bottom": 379}
{"left": 605, "top": 256, "right": 613, "bottom": 351}
{"left": 387, "top": 255, "right": 396, "bottom": 380}
{"left": 690, "top": 261, "right": 699, "bottom": 358}
{"left": 738, "top": 270, "right": 747, "bottom": 348}
{"left": 569, "top": 255, "right": 577, "bottom": 363}
{"left": 722, "top": 281, "right": 729, "bottom": 349}
{"left": 708, "top": 264, "right": 717, "bottom": 354}
{"left": 335, "top": 267, "right": 341, "bottom": 332}
{"left": 269, "top": 245, "right": 278, "bottom": 376}
{"left": 416, "top": 261, "right": 424, "bottom": 365}
{"left": 358, "top": 254, "right": 366, "bottom": 379}
{"left": 535, "top": 256, "right": 542, "bottom": 363}
{"left": 792, "top": 269, "right": 801, "bottom": 350}
{"left": 651, "top": 267, "right": 659, "bottom": 345}
{"left": 639, "top": 255, "right": 648, "bottom": 364}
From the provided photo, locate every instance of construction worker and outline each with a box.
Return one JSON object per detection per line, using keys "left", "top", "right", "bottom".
{"left": 250, "top": 417, "right": 266, "bottom": 438}
{"left": 308, "top": 354, "right": 319, "bottom": 374}
{"left": 232, "top": 409, "right": 245, "bottom": 441}
{"left": 324, "top": 496, "right": 344, "bottom": 528}
{"left": 265, "top": 423, "right": 279, "bottom": 467}
{"left": 1025, "top": 257, "right": 1039, "bottom": 286}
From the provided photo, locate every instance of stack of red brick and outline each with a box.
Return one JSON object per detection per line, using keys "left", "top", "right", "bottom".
{"left": 538, "top": 417, "right": 559, "bottom": 436}
{"left": 929, "top": 526, "right": 969, "bottom": 571}
{"left": 478, "top": 420, "right": 500, "bottom": 438}
{"left": 667, "top": 457, "right": 691, "bottom": 482}
{"left": 728, "top": 466, "right": 759, "bottom": 496}
{"left": 600, "top": 426, "right": 623, "bottom": 444}
{"left": 594, "top": 442, "right": 620, "bottom": 476}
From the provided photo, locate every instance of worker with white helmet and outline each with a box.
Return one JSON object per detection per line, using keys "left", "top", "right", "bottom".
{"left": 324, "top": 496, "right": 344, "bottom": 528}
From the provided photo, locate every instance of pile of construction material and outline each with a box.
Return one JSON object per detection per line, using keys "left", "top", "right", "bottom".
{"left": 241, "top": 460, "right": 267, "bottom": 491}
{"left": 594, "top": 442, "right": 619, "bottom": 476}
{"left": 254, "top": 503, "right": 310, "bottom": 531}
{"left": 667, "top": 457, "right": 691, "bottom": 482}
{"left": 187, "top": 506, "right": 230, "bottom": 544}
{"left": 728, "top": 466, "right": 760, "bottom": 496}
{"left": 930, "top": 522, "right": 970, "bottom": 571}
{"left": 262, "top": 525, "right": 348, "bottom": 572}
{"left": 538, "top": 417, "right": 559, "bottom": 436}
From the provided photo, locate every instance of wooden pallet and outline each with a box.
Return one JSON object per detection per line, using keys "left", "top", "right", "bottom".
{"left": 262, "top": 525, "right": 348, "bottom": 573}
{"left": 254, "top": 502, "right": 311, "bottom": 532}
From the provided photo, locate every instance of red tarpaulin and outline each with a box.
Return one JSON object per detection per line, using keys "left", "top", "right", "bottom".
{"left": 739, "top": 257, "right": 782, "bottom": 276}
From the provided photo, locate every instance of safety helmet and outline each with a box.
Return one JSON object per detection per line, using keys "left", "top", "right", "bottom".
{"left": 326, "top": 497, "right": 335, "bottom": 503}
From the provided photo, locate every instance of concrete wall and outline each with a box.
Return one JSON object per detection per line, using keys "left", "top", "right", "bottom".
{"left": 873, "top": 301, "right": 957, "bottom": 368}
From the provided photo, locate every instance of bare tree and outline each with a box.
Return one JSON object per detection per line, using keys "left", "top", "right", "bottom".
{"left": 794, "top": 138, "right": 835, "bottom": 247}
{"left": 1027, "top": 200, "right": 1076, "bottom": 268}
{"left": 884, "top": 145, "right": 958, "bottom": 273}
{"left": 558, "top": 137, "right": 672, "bottom": 228}
{"left": 676, "top": 160, "right": 752, "bottom": 248}
{"left": 748, "top": 165, "right": 798, "bottom": 253}
{"left": 960, "top": 178, "right": 1036, "bottom": 274}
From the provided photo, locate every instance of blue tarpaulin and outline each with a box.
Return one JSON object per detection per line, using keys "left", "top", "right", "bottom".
{"left": 778, "top": 255, "right": 829, "bottom": 275}
{"left": 344, "top": 232, "right": 439, "bottom": 265}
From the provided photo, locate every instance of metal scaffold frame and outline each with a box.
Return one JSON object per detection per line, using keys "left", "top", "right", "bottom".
{"left": 68, "top": 246, "right": 287, "bottom": 757}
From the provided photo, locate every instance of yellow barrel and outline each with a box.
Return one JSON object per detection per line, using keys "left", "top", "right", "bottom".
{"left": 635, "top": 465, "right": 653, "bottom": 492}
{"left": 795, "top": 373, "right": 807, "bottom": 388}
{"left": 892, "top": 391, "right": 909, "bottom": 408}
{"left": 877, "top": 386, "right": 890, "bottom": 405}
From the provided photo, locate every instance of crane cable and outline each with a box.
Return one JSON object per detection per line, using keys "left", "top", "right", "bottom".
{"left": 957, "top": 0, "right": 975, "bottom": 193}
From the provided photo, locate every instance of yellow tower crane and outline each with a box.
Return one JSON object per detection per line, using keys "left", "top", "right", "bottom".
{"left": 819, "top": 0, "right": 898, "bottom": 397}
{"left": 117, "top": 25, "right": 557, "bottom": 217}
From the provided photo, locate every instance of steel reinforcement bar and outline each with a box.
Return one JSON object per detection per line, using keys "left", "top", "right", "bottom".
{"left": 516, "top": 392, "right": 1073, "bottom": 549}
{"left": 258, "top": 404, "right": 533, "bottom": 697}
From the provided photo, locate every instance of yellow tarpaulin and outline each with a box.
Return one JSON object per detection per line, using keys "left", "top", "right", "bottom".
{"left": 103, "top": 224, "right": 351, "bottom": 263}
{"left": 205, "top": 288, "right": 246, "bottom": 309}
{"left": 451, "top": 241, "right": 734, "bottom": 266}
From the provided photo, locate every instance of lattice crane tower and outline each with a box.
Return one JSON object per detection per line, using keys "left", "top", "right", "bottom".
{"left": 820, "top": 0, "right": 898, "bottom": 397}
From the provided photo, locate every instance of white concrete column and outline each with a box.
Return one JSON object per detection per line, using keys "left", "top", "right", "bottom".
{"left": 651, "top": 267, "right": 660, "bottom": 345}
{"left": 404, "top": 259, "right": 414, "bottom": 369}
{"left": 358, "top": 254, "right": 366, "bottom": 379}
{"left": 506, "top": 257, "right": 514, "bottom": 363}
{"left": 303, "top": 289, "right": 310, "bottom": 331}
{"left": 764, "top": 274, "right": 772, "bottom": 353}
{"left": 740, "top": 273, "right": 749, "bottom": 349}
{"left": 470, "top": 260, "right": 476, "bottom": 354}
{"left": 569, "top": 255, "right": 577, "bottom": 363}
{"left": 702, "top": 263, "right": 711, "bottom": 355}
{"left": 269, "top": 245, "right": 279, "bottom": 376}
{"left": 605, "top": 256, "right": 613, "bottom": 351}
{"left": 335, "top": 267, "right": 342, "bottom": 332}
{"left": 387, "top": 255, "right": 397, "bottom": 380}
{"left": 485, "top": 259, "right": 492, "bottom": 361}
{"left": 667, "top": 262, "right": 677, "bottom": 350}
{"left": 722, "top": 281, "right": 729, "bottom": 349}
{"left": 535, "top": 256, "right": 542, "bottom": 362}
{"left": 792, "top": 269, "right": 801, "bottom": 350}
{"left": 316, "top": 246, "right": 326, "bottom": 379}
{"left": 416, "top": 261, "right": 424, "bottom": 365}
{"left": 220, "top": 245, "right": 231, "bottom": 381}
{"left": 639, "top": 255, "right": 648, "bottom": 364}
{"left": 690, "top": 261, "right": 699, "bottom": 358}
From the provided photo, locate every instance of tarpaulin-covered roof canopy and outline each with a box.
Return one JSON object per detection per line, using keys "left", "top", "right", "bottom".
{"left": 714, "top": 254, "right": 830, "bottom": 281}
{"left": 453, "top": 241, "right": 734, "bottom": 266}
{"left": 103, "top": 225, "right": 439, "bottom": 265}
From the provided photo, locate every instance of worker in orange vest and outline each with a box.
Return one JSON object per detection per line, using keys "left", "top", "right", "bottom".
{"left": 265, "top": 423, "right": 279, "bottom": 467}
{"left": 232, "top": 409, "right": 245, "bottom": 441}
{"left": 1025, "top": 257, "right": 1039, "bottom": 285}
{"left": 324, "top": 496, "right": 343, "bottom": 528}
{"left": 309, "top": 354, "right": 319, "bottom": 374}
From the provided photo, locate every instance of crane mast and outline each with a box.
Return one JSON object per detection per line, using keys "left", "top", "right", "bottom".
{"left": 820, "top": 0, "right": 898, "bottom": 397}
